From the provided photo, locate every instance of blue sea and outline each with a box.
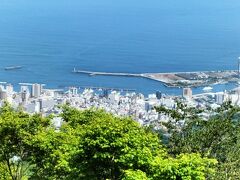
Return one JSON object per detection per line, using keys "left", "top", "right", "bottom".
{"left": 0, "top": 0, "right": 240, "bottom": 95}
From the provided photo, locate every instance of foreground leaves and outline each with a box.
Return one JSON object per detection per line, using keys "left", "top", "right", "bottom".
{"left": 156, "top": 101, "right": 240, "bottom": 179}
{"left": 0, "top": 104, "right": 217, "bottom": 179}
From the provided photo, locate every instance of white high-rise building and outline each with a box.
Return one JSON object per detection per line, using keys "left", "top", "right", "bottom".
{"left": 215, "top": 92, "right": 224, "bottom": 105}
{"left": 6, "top": 84, "right": 13, "bottom": 95}
{"left": 183, "top": 88, "right": 192, "bottom": 100}
{"left": 0, "top": 90, "right": 7, "bottom": 101}
{"left": 0, "top": 85, "right": 5, "bottom": 91}
{"left": 34, "top": 101, "right": 40, "bottom": 113}
{"left": 20, "top": 86, "right": 30, "bottom": 103}
{"left": 69, "top": 87, "right": 78, "bottom": 96}
{"left": 32, "top": 84, "right": 42, "bottom": 98}
{"left": 21, "top": 91, "right": 30, "bottom": 103}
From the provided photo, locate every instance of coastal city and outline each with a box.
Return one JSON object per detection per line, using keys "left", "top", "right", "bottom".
{"left": 0, "top": 81, "right": 239, "bottom": 127}
{"left": 1, "top": 0, "right": 240, "bottom": 178}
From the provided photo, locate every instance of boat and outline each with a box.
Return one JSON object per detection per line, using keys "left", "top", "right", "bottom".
{"left": 4, "top": 66, "right": 23, "bottom": 70}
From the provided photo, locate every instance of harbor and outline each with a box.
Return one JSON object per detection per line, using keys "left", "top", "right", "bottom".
{"left": 73, "top": 68, "right": 240, "bottom": 88}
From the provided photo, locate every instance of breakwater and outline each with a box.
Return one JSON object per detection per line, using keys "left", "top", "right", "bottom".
{"left": 73, "top": 69, "right": 143, "bottom": 77}
{"left": 73, "top": 68, "right": 239, "bottom": 88}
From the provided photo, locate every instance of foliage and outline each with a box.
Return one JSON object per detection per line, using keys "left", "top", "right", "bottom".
{"left": 155, "top": 101, "right": 240, "bottom": 179}
{"left": 0, "top": 102, "right": 50, "bottom": 180}
{"left": 0, "top": 162, "right": 11, "bottom": 180}
{"left": 62, "top": 107, "right": 216, "bottom": 180}
{"left": 0, "top": 104, "right": 217, "bottom": 179}
{"left": 122, "top": 169, "right": 149, "bottom": 180}
{"left": 27, "top": 125, "right": 80, "bottom": 179}
{"left": 65, "top": 109, "right": 164, "bottom": 179}
{"left": 150, "top": 153, "right": 217, "bottom": 180}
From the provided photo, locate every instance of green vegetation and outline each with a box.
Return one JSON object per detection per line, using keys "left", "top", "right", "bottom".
{"left": 0, "top": 103, "right": 220, "bottom": 179}
{"left": 155, "top": 101, "right": 240, "bottom": 179}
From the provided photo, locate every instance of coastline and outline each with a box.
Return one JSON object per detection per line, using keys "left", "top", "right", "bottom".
{"left": 73, "top": 69, "right": 239, "bottom": 88}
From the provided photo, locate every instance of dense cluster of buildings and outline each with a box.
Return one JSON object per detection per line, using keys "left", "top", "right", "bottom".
{"left": 0, "top": 82, "right": 239, "bottom": 126}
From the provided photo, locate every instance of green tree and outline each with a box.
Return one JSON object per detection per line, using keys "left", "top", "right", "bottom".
{"left": 0, "top": 103, "right": 51, "bottom": 180}
{"left": 28, "top": 124, "right": 80, "bottom": 179}
{"left": 65, "top": 108, "right": 164, "bottom": 179}
{"left": 150, "top": 153, "right": 217, "bottom": 180}
{"left": 0, "top": 104, "right": 218, "bottom": 180}
{"left": 0, "top": 162, "right": 11, "bottom": 180}
{"left": 155, "top": 101, "right": 240, "bottom": 179}
{"left": 122, "top": 169, "right": 149, "bottom": 180}
{"left": 61, "top": 107, "right": 217, "bottom": 180}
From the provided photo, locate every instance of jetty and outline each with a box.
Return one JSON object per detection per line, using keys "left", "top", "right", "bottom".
{"left": 73, "top": 68, "right": 239, "bottom": 88}
{"left": 73, "top": 69, "right": 143, "bottom": 77}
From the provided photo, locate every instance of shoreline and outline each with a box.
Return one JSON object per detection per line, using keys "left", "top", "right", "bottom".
{"left": 73, "top": 69, "right": 239, "bottom": 88}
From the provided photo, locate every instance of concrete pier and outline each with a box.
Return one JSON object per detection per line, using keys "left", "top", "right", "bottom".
{"left": 73, "top": 69, "right": 143, "bottom": 77}
{"left": 73, "top": 68, "right": 239, "bottom": 88}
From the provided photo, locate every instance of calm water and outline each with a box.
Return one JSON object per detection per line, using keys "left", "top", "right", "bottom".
{"left": 0, "top": 0, "right": 240, "bottom": 95}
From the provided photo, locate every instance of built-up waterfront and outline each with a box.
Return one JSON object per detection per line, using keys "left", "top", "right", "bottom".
{"left": 73, "top": 69, "right": 240, "bottom": 88}
{"left": 0, "top": 82, "right": 240, "bottom": 127}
